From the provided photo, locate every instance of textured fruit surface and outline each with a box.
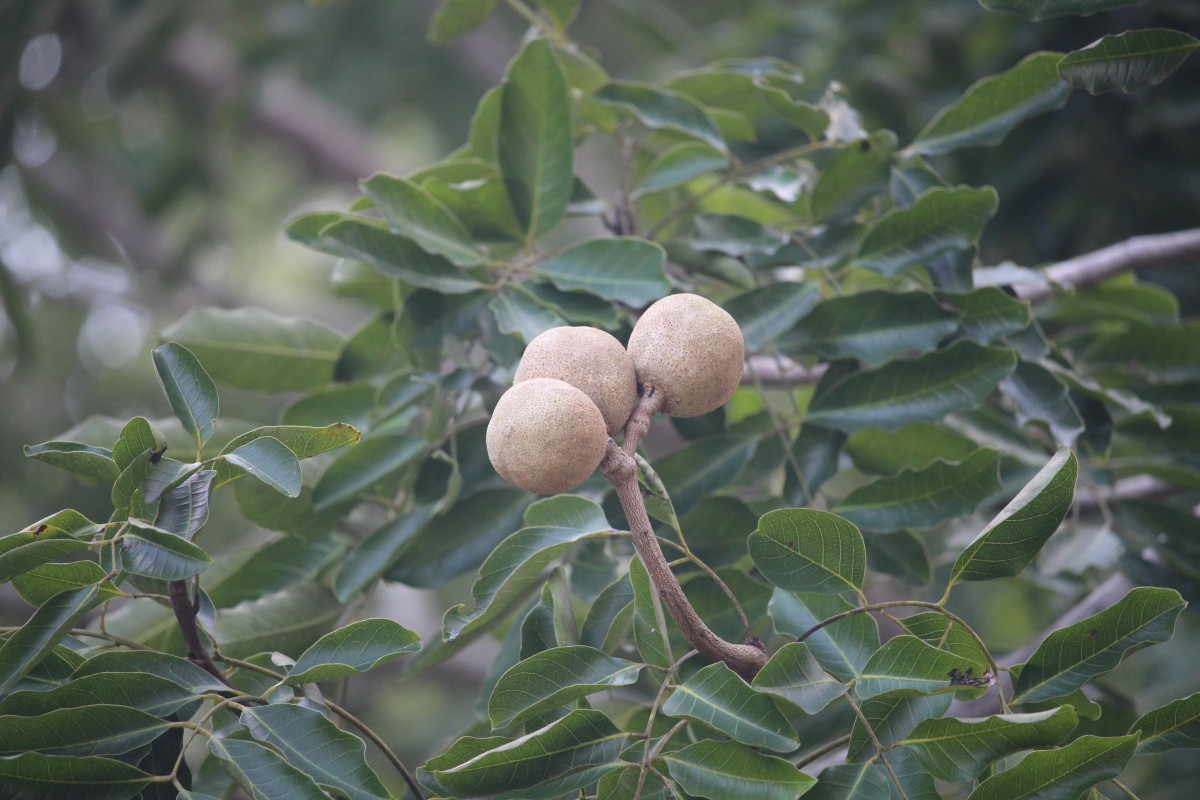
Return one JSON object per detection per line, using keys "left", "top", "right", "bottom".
{"left": 486, "top": 378, "right": 608, "bottom": 495}
{"left": 627, "top": 293, "right": 745, "bottom": 417}
{"left": 514, "top": 326, "right": 637, "bottom": 435}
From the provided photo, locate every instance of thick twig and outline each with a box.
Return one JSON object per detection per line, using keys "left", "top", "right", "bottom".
{"left": 602, "top": 439, "right": 767, "bottom": 679}
{"left": 1015, "top": 228, "right": 1200, "bottom": 301}
{"left": 168, "top": 579, "right": 234, "bottom": 688}
{"left": 743, "top": 356, "right": 827, "bottom": 388}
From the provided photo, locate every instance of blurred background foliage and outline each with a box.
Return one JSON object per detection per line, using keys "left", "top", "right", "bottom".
{"left": 2, "top": 0, "right": 1199, "bottom": 788}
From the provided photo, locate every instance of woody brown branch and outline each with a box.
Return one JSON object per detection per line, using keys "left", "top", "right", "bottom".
{"left": 603, "top": 393, "right": 767, "bottom": 680}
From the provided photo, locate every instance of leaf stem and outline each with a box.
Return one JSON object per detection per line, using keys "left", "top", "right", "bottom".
{"left": 213, "top": 652, "right": 424, "bottom": 799}
{"left": 0, "top": 627, "right": 153, "bottom": 651}
{"left": 794, "top": 733, "right": 852, "bottom": 769}
{"left": 1111, "top": 778, "right": 1141, "bottom": 800}
{"left": 844, "top": 692, "right": 909, "bottom": 800}
{"left": 325, "top": 698, "right": 426, "bottom": 800}
{"left": 503, "top": 0, "right": 569, "bottom": 46}
{"left": 636, "top": 650, "right": 697, "bottom": 800}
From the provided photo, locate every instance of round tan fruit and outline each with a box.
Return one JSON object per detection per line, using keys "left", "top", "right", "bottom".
{"left": 514, "top": 326, "right": 638, "bottom": 436}
{"left": 627, "top": 293, "right": 744, "bottom": 418}
{"left": 486, "top": 378, "right": 609, "bottom": 495}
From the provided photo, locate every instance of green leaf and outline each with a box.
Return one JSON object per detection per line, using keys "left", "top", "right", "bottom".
{"left": 847, "top": 689, "right": 953, "bottom": 762}
{"left": 769, "top": 590, "right": 879, "bottom": 682}
{"left": 864, "top": 530, "right": 930, "bottom": 587}
{"left": 802, "top": 763, "right": 888, "bottom": 800}
{"left": 388, "top": 489, "right": 531, "bottom": 590}
{"left": 203, "top": 535, "right": 342, "bottom": 608}
{"left": 153, "top": 469, "right": 216, "bottom": 537}
{"left": 949, "top": 447, "right": 1077, "bottom": 586}
{"left": 748, "top": 508, "right": 866, "bottom": 594}
{"left": 443, "top": 520, "right": 611, "bottom": 643}
{"left": 966, "top": 734, "right": 1137, "bottom": 800}
{"left": 979, "top": 0, "right": 1149, "bottom": 21}
{"left": 138, "top": 455, "right": 192, "bottom": 506}
{"left": 206, "top": 736, "right": 329, "bottom": 800}
{"left": 0, "top": 752, "right": 152, "bottom": 800}
{"left": 594, "top": 81, "right": 726, "bottom": 151}
{"left": 428, "top": 0, "right": 497, "bottom": 42}
{"left": 312, "top": 433, "right": 424, "bottom": 510}
{"left": 580, "top": 575, "right": 633, "bottom": 653}
{"left": 241, "top": 703, "right": 390, "bottom": 800}
{"left": 0, "top": 672, "right": 199, "bottom": 718}
{"left": 12, "top": 561, "right": 121, "bottom": 607}
{"left": 1082, "top": 320, "right": 1200, "bottom": 384}
{"left": 899, "top": 613, "right": 989, "bottom": 672}
{"left": 1132, "top": 691, "right": 1200, "bottom": 754}
{"left": 1013, "top": 587, "right": 1186, "bottom": 704}
{"left": 634, "top": 142, "right": 729, "bottom": 196}
{"left": 499, "top": 38, "right": 574, "bottom": 240}
{"left": 433, "top": 709, "right": 629, "bottom": 797}
{"left": 0, "top": 516, "right": 91, "bottom": 583}
{"left": 653, "top": 436, "right": 756, "bottom": 517}
{"left": 23, "top": 441, "right": 120, "bottom": 484}
{"left": 630, "top": 556, "right": 673, "bottom": 669}
{"left": 152, "top": 342, "right": 218, "bottom": 450}
{"left": 532, "top": 238, "right": 668, "bottom": 308}
{"left": 845, "top": 423, "right": 977, "bottom": 475}
{"left": 488, "top": 645, "right": 642, "bottom": 728}
{"left": 0, "top": 586, "right": 101, "bottom": 694}
{"left": 1001, "top": 361, "right": 1085, "bottom": 446}
{"left": 212, "top": 583, "right": 344, "bottom": 659}
{"left": 810, "top": 131, "right": 897, "bottom": 221}
{"left": 855, "top": 187, "right": 998, "bottom": 276}
{"left": 663, "top": 662, "right": 798, "bottom": 751}
{"left": 162, "top": 307, "right": 343, "bottom": 393}
{"left": 419, "top": 161, "right": 525, "bottom": 241}
{"left": 284, "top": 618, "right": 420, "bottom": 685}
{"left": 316, "top": 216, "right": 485, "bottom": 294}
{"left": 111, "top": 417, "right": 163, "bottom": 471}
{"left": 420, "top": 735, "right": 514, "bottom": 796}
{"left": 782, "top": 290, "right": 961, "bottom": 367}
{"left": 751, "top": 642, "right": 847, "bottom": 715}
{"left": 940, "top": 287, "right": 1032, "bottom": 343}
{"left": 855, "top": 635, "right": 981, "bottom": 699}
{"left": 598, "top": 765, "right": 671, "bottom": 800}
{"left": 834, "top": 449, "right": 1002, "bottom": 532}
{"left": 521, "top": 281, "right": 620, "bottom": 328}
{"left": 904, "top": 707, "right": 1079, "bottom": 782}
{"left": 361, "top": 173, "right": 483, "bottom": 266}
{"left": 489, "top": 286, "right": 566, "bottom": 344}
{"left": 72, "top": 650, "right": 228, "bottom": 693}
{"left": 662, "top": 740, "right": 816, "bottom": 800}
{"left": 723, "top": 283, "right": 821, "bottom": 354}
{"left": 216, "top": 423, "right": 361, "bottom": 487}
{"left": 222, "top": 437, "right": 301, "bottom": 498}
{"left": 334, "top": 505, "right": 439, "bottom": 602}
{"left": 122, "top": 521, "right": 212, "bottom": 581}
{"left": 911, "top": 51, "right": 1069, "bottom": 155}
{"left": 525, "top": 495, "right": 610, "bottom": 531}
{"left": 0, "top": 704, "right": 171, "bottom": 757}
{"left": 806, "top": 340, "right": 1017, "bottom": 432}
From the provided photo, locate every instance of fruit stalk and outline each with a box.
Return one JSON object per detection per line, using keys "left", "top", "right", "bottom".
{"left": 603, "top": 396, "right": 767, "bottom": 679}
